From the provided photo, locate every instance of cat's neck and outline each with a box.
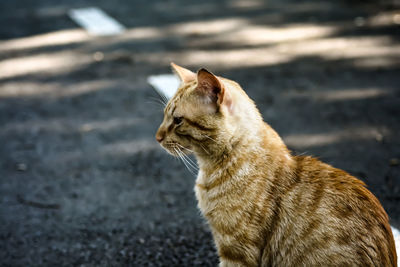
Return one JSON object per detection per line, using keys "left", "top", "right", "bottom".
{"left": 195, "top": 122, "right": 294, "bottom": 177}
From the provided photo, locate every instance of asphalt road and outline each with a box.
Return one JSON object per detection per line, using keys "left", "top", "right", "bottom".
{"left": 0, "top": 0, "right": 399, "bottom": 266}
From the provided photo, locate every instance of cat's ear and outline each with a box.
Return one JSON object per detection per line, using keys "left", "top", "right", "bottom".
{"left": 196, "top": 68, "right": 233, "bottom": 113}
{"left": 171, "top": 62, "right": 196, "bottom": 83}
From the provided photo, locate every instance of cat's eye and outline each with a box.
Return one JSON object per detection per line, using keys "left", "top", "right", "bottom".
{"left": 173, "top": 116, "right": 183, "bottom": 125}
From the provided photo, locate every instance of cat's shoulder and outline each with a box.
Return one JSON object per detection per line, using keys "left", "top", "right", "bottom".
{"left": 293, "top": 155, "right": 366, "bottom": 188}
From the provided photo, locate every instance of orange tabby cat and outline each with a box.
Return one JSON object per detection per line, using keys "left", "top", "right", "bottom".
{"left": 156, "top": 63, "right": 397, "bottom": 266}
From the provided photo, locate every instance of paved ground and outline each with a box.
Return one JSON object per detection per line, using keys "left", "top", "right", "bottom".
{"left": 0, "top": 0, "right": 399, "bottom": 266}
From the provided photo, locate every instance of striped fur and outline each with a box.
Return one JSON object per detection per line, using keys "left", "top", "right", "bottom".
{"left": 156, "top": 64, "right": 397, "bottom": 266}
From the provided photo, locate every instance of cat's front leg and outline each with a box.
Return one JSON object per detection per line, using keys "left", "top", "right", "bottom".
{"left": 214, "top": 233, "right": 259, "bottom": 267}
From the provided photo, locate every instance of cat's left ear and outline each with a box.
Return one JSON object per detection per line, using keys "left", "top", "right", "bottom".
{"left": 171, "top": 62, "right": 196, "bottom": 83}
{"left": 196, "top": 68, "right": 233, "bottom": 113}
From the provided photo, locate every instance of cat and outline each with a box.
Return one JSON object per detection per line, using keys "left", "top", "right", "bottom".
{"left": 155, "top": 63, "right": 397, "bottom": 266}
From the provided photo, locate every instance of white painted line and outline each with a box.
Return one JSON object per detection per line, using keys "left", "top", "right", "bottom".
{"left": 391, "top": 226, "right": 400, "bottom": 267}
{"left": 147, "top": 74, "right": 180, "bottom": 100}
{"left": 68, "top": 7, "right": 125, "bottom": 36}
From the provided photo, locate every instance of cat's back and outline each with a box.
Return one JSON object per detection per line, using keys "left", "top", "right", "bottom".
{"left": 266, "top": 155, "right": 397, "bottom": 266}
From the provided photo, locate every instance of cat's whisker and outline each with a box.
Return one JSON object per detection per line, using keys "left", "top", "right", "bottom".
{"left": 183, "top": 154, "right": 198, "bottom": 170}
{"left": 147, "top": 97, "right": 167, "bottom": 107}
{"left": 153, "top": 89, "right": 169, "bottom": 105}
{"left": 175, "top": 143, "right": 195, "bottom": 154}
{"left": 297, "top": 151, "right": 309, "bottom": 157}
{"left": 177, "top": 148, "right": 198, "bottom": 171}
{"left": 150, "top": 96, "right": 167, "bottom": 104}
{"left": 201, "top": 134, "right": 218, "bottom": 144}
{"left": 168, "top": 142, "right": 197, "bottom": 167}
{"left": 145, "top": 101, "right": 165, "bottom": 110}
{"left": 175, "top": 147, "right": 198, "bottom": 170}
{"left": 177, "top": 147, "right": 197, "bottom": 166}
{"left": 174, "top": 148, "right": 197, "bottom": 175}
{"left": 199, "top": 143, "right": 210, "bottom": 155}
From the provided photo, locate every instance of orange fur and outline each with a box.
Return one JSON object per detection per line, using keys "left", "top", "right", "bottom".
{"left": 156, "top": 64, "right": 397, "bottom": 266}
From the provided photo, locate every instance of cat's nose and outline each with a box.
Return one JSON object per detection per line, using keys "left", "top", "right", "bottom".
{"left": 156, "top": 131, "right": 165, "bottom": 143}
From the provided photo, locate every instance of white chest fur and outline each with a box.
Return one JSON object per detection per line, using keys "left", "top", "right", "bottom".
{"left": 194, "top": 163, "right": 251, "bottom": 217}
{"left": 194, "top": 170, "right": 213, "bottom": 215}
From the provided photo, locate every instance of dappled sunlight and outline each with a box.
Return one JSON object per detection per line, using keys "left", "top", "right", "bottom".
{"left": 118, "top": 27, "right": 165, "bottom": 40}
{"left": 0, "top": 29, "right": 91, "bottom": 52}
{"left": 189, "top": 24, "right": 336, "bottom": 47}
{"left": 133, "top": 34, "right": 399, "bottom": 69}
{"left": 78, "top": 118, "right": 145, "bottom": 133}
{"left": 109, "top": 18, "right": 248, "bottom": 44}
{"left": 1, "top": 7, "right": 398, "bottom": 81}
{"left": 284, "top": 133, "right": 340, "bottom": 148}
{"left": 99, "top": 139, "right": 160, "bottom": 156}
{"left": 286, "top": 87, "right": 391, "bottom": 102}
{"left": 56, "top": 80, "right": 116, "bottom": 98}
{"left": 2, "top": 116, "right": 144, "bottom": 149}
{"left": 0, "top": 79, "right": 115, "bottom": 98}
{"left": 352, "top": 56, "right": 400, "bottom": 69}
{"left": 229, "top": 0, "right": 265, "bottom": 9}
{"left": 0, "top": 81, "right": 60, "bottom": 97}
{"left": 113, "top": 18, "right": 399, "bottom": 70}
{"left": 170, "top": 18, "right": 247, "bottom": 36}
{"left": 283, "top": 126, "right": 387, "bottom": 149}
{"left": 0, "top": 51, "right": 92, "bottom": 79}
{"left": 113, "top": 18, "right": 246, "bottom": 43}
{"left": 367, "top": 10, "right": 400, "bottom": 27}
{"left": 299, "top": 37, "right": 399, "bottom": 60}
{"left": 0, "top": 3, "right": 398, "bottom": 152}
{"left": 2, "top": 7, "right": 397, "bottom": 56}
{"left": 169, "top": 48, "right": 293, "bottom": 68}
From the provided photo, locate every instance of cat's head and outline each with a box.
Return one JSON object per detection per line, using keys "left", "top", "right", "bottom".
{"left": 156, "top": 63, "right": 259, "bottom": 158}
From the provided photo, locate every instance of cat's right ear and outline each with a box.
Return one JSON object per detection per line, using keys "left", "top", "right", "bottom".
{"left": 196, "top": 68, "right": 233, "bottom": 114}
{"left": 171, "top": 62, "right": 196, "bottom": 83}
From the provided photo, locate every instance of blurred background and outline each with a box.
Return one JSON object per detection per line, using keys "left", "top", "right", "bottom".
{"left": 0, "top": 0, "right": 399, "bottom": 266}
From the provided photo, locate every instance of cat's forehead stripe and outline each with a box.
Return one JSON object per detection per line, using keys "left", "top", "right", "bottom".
{"left": 166, "top": 98, "right": 177, "bottom": 116}
{"left": 165, "top": 81, "right": 197, "bottom": 116}
{"left": 180, "top": 83, "right": 192, "bottom": 92}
